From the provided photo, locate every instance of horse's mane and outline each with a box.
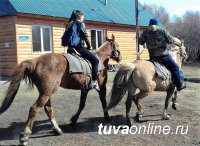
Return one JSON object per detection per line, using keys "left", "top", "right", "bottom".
{"left": 167, "top": 37, "right": 181, "bottom": 51}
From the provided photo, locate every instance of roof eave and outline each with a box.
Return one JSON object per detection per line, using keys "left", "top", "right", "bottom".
{"left": 15, "top": 13, "right": 149, "bottom": 28}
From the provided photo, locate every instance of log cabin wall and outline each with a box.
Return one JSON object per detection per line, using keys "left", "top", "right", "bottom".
{"left": 16, "top": 15, "right": 148, "bottom": 63}
{"left": 16, "top": 15, "right": 66, "bottom": 63}
{"left": 0, "top": 14, "right": 149, "bottom": 76}
{"left": 0, "top": 0, "right": 156, "bottom": 77}
{"left": 0, "top": 16, "right": 17, "bottom": 76}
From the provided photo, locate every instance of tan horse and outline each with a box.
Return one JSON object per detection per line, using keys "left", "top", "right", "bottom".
{"left": 106, "top": 42, "right": 187, "bottom": 126}
{"left": 0, "top": 34, "right": 121, "bottom": 145}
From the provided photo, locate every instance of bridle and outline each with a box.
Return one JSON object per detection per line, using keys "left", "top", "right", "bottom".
{"left": 169, "top": 44, "right": 187, "bottom": 65}
{"left": 172, "top": 44, "right": 187, "bottom": 60}
{"left": 180, "top": 45, "right": 187, "bottom": 59}
{"left": 98, "top": 40, "right": 118, "bottom": 58}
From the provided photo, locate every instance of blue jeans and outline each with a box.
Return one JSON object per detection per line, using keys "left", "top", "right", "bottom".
{"left": 158, "top": 55, "right": 183, "bottom": 88}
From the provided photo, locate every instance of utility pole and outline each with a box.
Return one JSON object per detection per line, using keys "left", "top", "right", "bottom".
{"left": 135, "top": 0, "right": 140, "bottom": 59}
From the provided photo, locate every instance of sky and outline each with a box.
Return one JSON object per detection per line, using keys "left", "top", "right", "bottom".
{"left": 139, "top": 0, "right": 200, "bottom": 19}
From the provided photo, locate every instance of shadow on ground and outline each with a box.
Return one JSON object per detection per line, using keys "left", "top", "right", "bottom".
{"left": 185, "top": 78, "right": 200, "bottom": 83}
{"left": 0, "top": 114, "right": 164, "bottom": 142}
{"left": 0, "top": 120, "right": 52, "bottom": 141}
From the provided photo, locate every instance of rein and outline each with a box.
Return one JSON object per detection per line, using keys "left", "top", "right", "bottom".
{"left": 138, "top": 46, "right": 146, "bottom": 58}
{"left": 98, "top": 51, "right": 111, "bottom": 57}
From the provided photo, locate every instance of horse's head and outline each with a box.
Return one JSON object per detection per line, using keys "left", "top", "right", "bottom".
{"left": 168, "top": 38, "right": 187, "bottom": 67}
{"left": 105, "top": 34, "right": 122, "bottom": 63}
{"left": 96, "top": 34, "right": 122, "bottom": 64}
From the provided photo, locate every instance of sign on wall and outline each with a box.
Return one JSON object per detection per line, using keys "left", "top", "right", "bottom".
{"left": 18, "top": 35, "right": 30, "bottom": 41}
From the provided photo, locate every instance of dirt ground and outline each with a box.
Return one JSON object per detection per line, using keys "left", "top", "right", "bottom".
{"left": 0, "top": 64, "right": 199, "bottom": 146}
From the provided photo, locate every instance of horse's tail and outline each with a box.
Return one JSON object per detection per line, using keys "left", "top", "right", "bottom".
{"left": 105, "top": 63, "right": 135, "bottom": 111}
{"left": 0, "top": 60, "right": 37, "bottom": 114}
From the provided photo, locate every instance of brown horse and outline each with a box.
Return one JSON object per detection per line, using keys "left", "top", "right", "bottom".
{"left": 106, "top": 40, "right": 187, "bottom": 126}
{"left": 0, "top": 34, "right": 121, "bottom": 145}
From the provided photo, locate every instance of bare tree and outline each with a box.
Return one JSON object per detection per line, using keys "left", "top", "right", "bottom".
{"left": 142, "top": 3, "right": 200, "bottom": 62}
{"left": 168, "top": 11, "right": 200, "bottom": 62}
{"left": 144, "top": 3, "right": 170, "bottom": 25}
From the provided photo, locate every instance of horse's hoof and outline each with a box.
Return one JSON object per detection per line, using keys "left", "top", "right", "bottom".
{"left": 134, "top": 113, "right": 141, "bottom": 122}
{"left": 126, "top": 120, "right": 131, "bottom": 127}
{"left": 19, "top": 131, "right": 30, "bottom": 146}
{"left": 162, "top": 115, "right": 171, "bottom": 120}
{"left": 172, "top": 103, "right": 178, "bottom": 110}
{"left": 70, "top": 115, "right": 78, "bottom": 123}
{"left": 53, "top": 128, "right": 63, "bottom": 135}
{"left": 19, "top": 140, "right": 28, "bottom": 146}
{"left": 126, "top": 118, "right": 134, "bottom": 127}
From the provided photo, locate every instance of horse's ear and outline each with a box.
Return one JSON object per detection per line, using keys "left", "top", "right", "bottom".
{"left": 112, "top": 34, "right": 115, "bottom": 42}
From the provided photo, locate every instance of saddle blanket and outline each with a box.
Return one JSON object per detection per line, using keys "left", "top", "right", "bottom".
{"left": 63, "top": 53, "right": 104, "bottom": 77}
{"left": 151, "top": 60, "right": 172, "bottom": 81}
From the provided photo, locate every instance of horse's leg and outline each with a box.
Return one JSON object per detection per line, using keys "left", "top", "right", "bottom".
{"left": 70, "top": 90, "right": 88, "bottom": 126}
{"left": 44, "top": 98, "right": 63, "bottom": 135}
{"left": 98, "top": 84, "right": 111, "bottom": 122}
{"left": 172, "top": 89, "right": 178, "bottom": 110}
{"left": 133, "top": 91, "right": 151, "bottom": 122}
{"left": 126, "top": 87, "right": 137, "bottom": 126}
{"left": 126, "top": 95, "right": 133, "bottom": 127}
{"left": 19, "top": 94, "right": 50, "bottom": 146}
{"left": 133, "top": 98, "right": 143, "bottom": 115}
{"left": 163, "top": 89, "right": 175, "bottom": 120}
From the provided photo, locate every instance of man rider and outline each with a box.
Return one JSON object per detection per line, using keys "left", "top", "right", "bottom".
{"left": 138, "top": 18, "right": 186, "bottom": 91}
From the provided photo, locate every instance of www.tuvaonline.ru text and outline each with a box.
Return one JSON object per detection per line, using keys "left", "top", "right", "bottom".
{"left": 98, "top": 123, "right": 188, "bottom": 135}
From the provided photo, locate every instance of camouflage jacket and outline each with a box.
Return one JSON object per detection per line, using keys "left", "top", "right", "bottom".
{"left": 139, "top": 25, "right": 181, "bottom": 57}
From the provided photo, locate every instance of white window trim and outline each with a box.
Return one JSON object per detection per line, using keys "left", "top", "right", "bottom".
{"left": 139, "top": 30, "right": 147, "bottom": 52}
{"left": 91, "top": 29, "right": 104, "bottom": 49}
{"left": 32, "top": 25, "right": 52, "bottom": 53}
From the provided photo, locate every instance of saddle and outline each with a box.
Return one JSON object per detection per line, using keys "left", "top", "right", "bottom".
{"left": 63, "top": 48, "right": 104, "bottom": 77}
{"left": 150, "top": 59, "right": 172, "bottom": 82}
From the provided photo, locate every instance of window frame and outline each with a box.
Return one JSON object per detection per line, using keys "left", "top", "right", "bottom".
{"left": 139, "top": 30, "right": 147, "bottom": 52}
{"left": 91, "top": 29, "right": 104, "bottom": 49}
{"left": 139, "top": 44, "right": 147, "bottom": 52}
{"left": 32, "top": 25, "right": 52, "bottom": 53}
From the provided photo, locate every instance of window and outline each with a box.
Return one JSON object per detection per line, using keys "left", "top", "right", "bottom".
{"left": 139, "top": 44, "right": 147, "bottom": 52}
{"left": 139, "top": 30, "right": 147, "bottom": 52}
{"left": 32, "top": 26, "right": 52, "bottom": 52}
{"left": 91, "top": 30, "right": 104, "bottom": 49}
